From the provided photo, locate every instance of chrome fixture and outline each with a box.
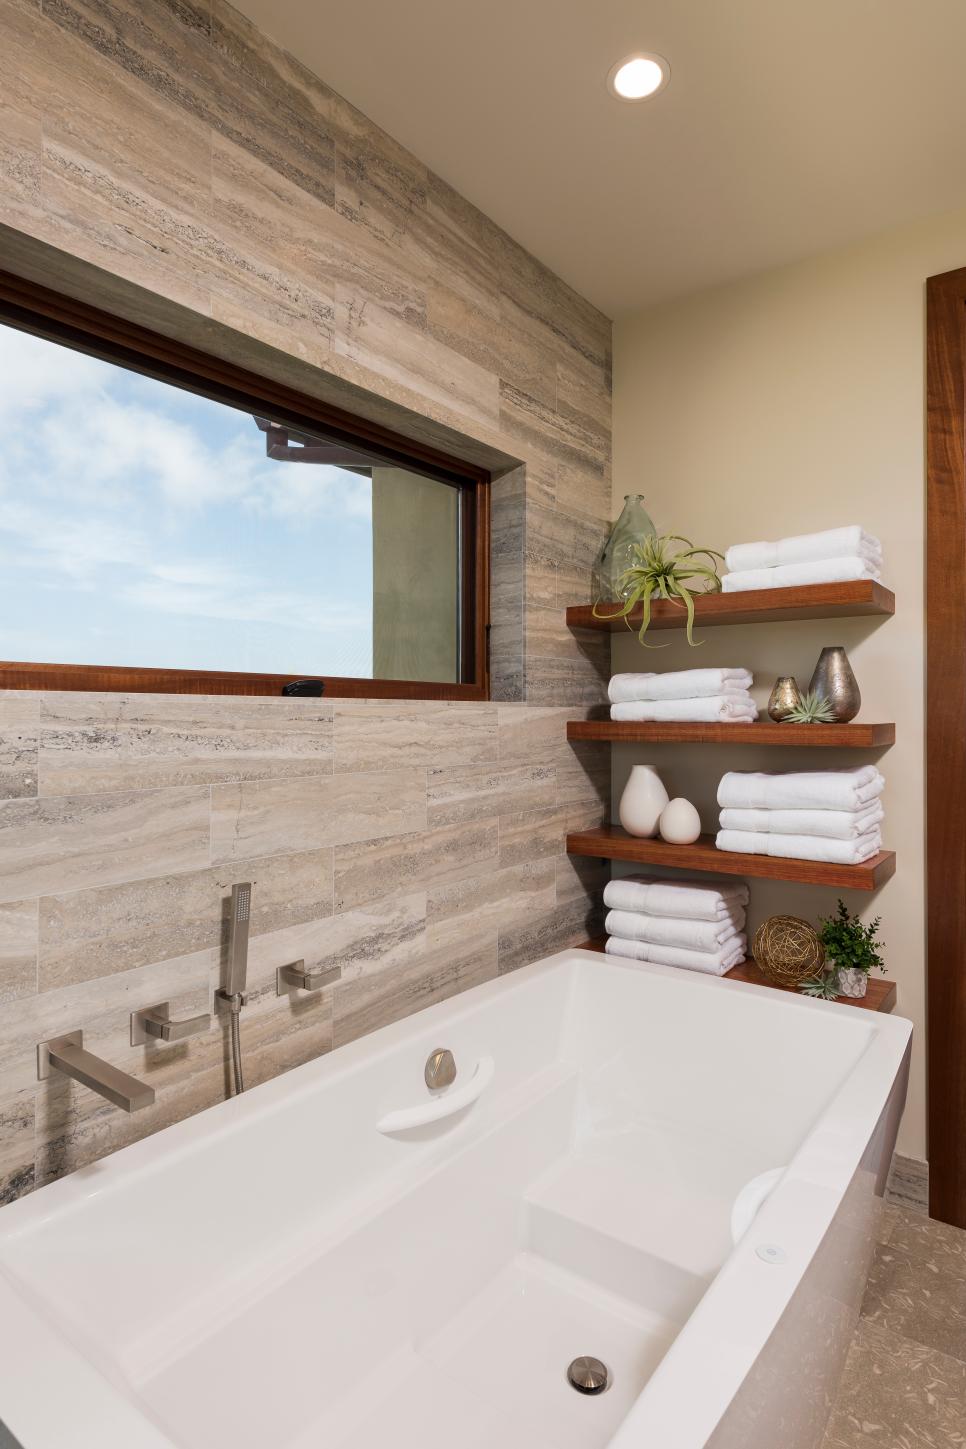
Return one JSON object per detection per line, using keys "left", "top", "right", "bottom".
{"left": 131, "top": 1001, "right": 212, "bottom": 1046}
{"left": 567, "top": 1357, "right": 610, "bottom": 1395}
{"left": 37, "top": 1031, "right": 155, "bottom": 1113}
{"left": 216, "top": 882, "right": 252, "bottom": 1096}
{"left": 424, "top": 1048, "right": 457, "bottom": 1091}
{"left": 276, "top": 960, "right": 342, "bottom": 995}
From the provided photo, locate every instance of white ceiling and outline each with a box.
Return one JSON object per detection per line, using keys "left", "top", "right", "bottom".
{"left": 236, "top": 0, "right": 966, "bottom": 317}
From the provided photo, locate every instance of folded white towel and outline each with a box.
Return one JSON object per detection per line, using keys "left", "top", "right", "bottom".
{"left": 603, "top": 874, "right": 750, "bottom": 920}
{"left": 608, "top": 669, "right": 753, "bottom": 704}
{"left": 604, "top": 909, "right": 745, "bottom": 952}
{"left": 718, "top": 766, "right": 884, "bottom": 813}
{"left": 716, "top": 828, "right": 881, "bottom": 864}
{"left": 611, "top": 694, "right": 758, "bottom": 723}
{"left": 722, "top": 556, "right": 882, "bottom": 593}
{"left": 605, "top": 935, "right": 747, "bottom": 975}
{"left": 725, "top": 527, "right": 882, "bottom": 573}
{"left": 719, "top": 803, "right": 884, "bottom": 839}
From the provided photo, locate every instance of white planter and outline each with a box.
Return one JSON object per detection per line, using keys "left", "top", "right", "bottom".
{"left": 619, "top": 764, "right": 669, "bottom": 838}
{"left": 834, "top": 966, "right": 868, "bottom": 998}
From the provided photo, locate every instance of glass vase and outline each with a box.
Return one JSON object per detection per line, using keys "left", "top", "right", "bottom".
{"left": 592, "top": 494, "right": 656, "bottom": 603}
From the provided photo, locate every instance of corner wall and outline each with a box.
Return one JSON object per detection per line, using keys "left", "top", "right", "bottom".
{"left": 0, "top": 0, "right": 611, "bottom": 1200}
{"left": 613, "top": 204, "right": 966, "bottom": 1161}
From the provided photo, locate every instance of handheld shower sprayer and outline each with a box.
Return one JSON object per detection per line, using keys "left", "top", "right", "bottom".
{"left": 217, "top": 882, "right": 252, "bottom": 1096}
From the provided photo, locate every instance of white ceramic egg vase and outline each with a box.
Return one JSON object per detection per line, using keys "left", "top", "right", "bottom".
{"left": 618, "top": 764, "right": 669, "bottom": 838}
{"left": 659, "top": 797, "right": 701, "bottom": 844}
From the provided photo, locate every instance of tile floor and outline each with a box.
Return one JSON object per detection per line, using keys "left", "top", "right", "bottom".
{"left": 821, "top": 1204, "right": 966, "bottom": 1447}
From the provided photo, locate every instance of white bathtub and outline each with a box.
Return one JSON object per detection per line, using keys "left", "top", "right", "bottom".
{"left": 0, "top": 950, "right": 910, "bottom": 1449}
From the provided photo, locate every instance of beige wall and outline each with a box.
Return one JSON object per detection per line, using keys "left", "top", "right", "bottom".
{"left": 613, "top": 205, "right": 966, "bottom": 1161}
{"left": 0, "top": 0, "right": 611, "bottom": 1201}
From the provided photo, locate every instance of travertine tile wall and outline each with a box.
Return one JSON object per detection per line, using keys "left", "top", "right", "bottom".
{"left": 0, "top": 2, "right": 613, "bottom": 1198}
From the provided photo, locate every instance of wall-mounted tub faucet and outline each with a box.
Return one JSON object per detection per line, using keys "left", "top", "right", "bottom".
{"left": 37, "top": 1031, "right": 155, "bottom": 1113}
{"left": 130, "top": 1001, "right": 212, "bottom": 1045}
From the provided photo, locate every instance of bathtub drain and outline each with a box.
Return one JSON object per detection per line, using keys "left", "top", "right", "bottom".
{"left": 567, "top": 1357, "right": 610, "bottom": 1395}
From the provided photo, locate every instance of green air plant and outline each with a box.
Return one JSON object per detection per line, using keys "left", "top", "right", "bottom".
{"left": 799, "top": 973, "right": 841, "bottom": 1001}
{"left": 783, "top": 689, "right": 837, "bottom": 725}
{"left": 593, "top": 534, "right": 725, "bottom": 647}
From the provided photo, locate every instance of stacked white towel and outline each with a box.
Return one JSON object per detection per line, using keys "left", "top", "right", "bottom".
{"left": 608, "top": 668, "right": 756, "bottom": 723}
{"left": 603, "top": 875, "right": 749, "bottom": 976}
{"left": 721, "top": 526, "right": 884, "bottom": 593}
{"left": 716, "top": 766, "right": 885, "bottom": 864}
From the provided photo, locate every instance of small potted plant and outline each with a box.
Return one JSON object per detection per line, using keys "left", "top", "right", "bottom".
{"left": 800, "top": 900, "right": 885, "bottom": 999}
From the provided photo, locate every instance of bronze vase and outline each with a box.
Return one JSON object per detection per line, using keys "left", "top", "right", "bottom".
{"left": 767, "top": 676, "right": 802, "bottom": 722}
{"left": 808, "top": 646, "right": 861, "bottom": 722}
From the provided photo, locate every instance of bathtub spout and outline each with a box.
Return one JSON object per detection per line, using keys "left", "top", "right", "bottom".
{"left": 37, "top": 1031, "right": 155, "bottom": 1113}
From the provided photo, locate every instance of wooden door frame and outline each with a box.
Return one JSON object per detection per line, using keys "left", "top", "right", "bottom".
{"left": 926, "top": 266, "right": 966, "bottom": 1226}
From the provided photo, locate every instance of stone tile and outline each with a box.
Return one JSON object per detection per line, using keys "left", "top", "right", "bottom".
{"left": 497, "top": 705, "right": 571, "bottom": 766}
{"left": 332, "top": 930, "right": 496, "bottom": 1050}
{"left": 334, "top": 820, "right": 498, "bottom": 913}
{"left": 43, "top": 0, "right": 337, "bottom": 205}
{"left": 427, "top": 761, "right": 555, "bottom": 827}
{"left": 0, "top": 1090, "right": 35, "bottom": 1205}
{"left": 38, "top": 702, "right": 333, "bottom": 793}
{"left": 38, "top": 849, "right": 334, "bottom": 991}
{"left": 0, "top": 787, "right": 209, "bottom": 904}
{"left": 0, "top": 100, "right": 42, "bottom": 220}
{"left": 885, "top": 1209, "right": 966, "bottom": 1285}
{"left": 499, "top": 382, "right": 608, "bottom": 478}
{"left": 525, "top": 499, "right": 607, "bottom": 609}
{"left": 333, "top": 288, "right": 501, "bottom": 433}
{"left": 0, "top": 724, "right": 38, "bottom": 799}
{"left": 498, "top": 808, "right": 567, "bottom": 867}
{"left": 0, "top": 900, "right": 38, "bottom": 1003}
{"left": 821, "top": 1319, "right": 966, "bottom": 1449}
{"left": 556, "top": 854, "right": 608, "bottom": 908}
{"left": 428, "top": 858, "right": 556, "bottom": 939}
{"left": 555, "top": 740, "right": 610, "bottom": 814}
{"left": 210, "top": 768, "right": 426, "bottom": 863}
{"left": 333, "top": 701, "right": 498, "bottom": 774}
{"left": 248, "top": 890, "right": 426, "bottom": 988}
{"left": 861, "top": 1236, "right": 966, "bottom": 1363}
{"left": 498, "top": 895, "right": 604, "bottom": 975}
{"left": 555, "top": 460, "right": 613, "bottom": 525}
{"left": 885, "top": 1154, "right": 930, "bottom": 1215}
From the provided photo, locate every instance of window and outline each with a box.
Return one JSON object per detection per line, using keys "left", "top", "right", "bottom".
{"left": 0, "top": 274, "right": 489, "bottom": 699}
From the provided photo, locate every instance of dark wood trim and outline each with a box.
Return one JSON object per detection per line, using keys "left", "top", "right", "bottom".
{"left": 926, "top": 266, "right": 966, "bottom": 1226}
{"left": 0, "top": 270, "right": 490, "bottom": 701}
{"left": 566, "top": 825, "right": 896, "bottom": 892}
{"left": 567, "top": 720, "right": 896, "bottom": 747}
{"left": 567, "top": 579, "right": 895, "bottom": 633}
{"left": 576, "top": 938, "right": 897, "bottom": 1012}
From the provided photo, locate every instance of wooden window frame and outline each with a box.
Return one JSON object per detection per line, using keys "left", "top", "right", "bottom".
{"left": 0, "top": 270, "right": 490, "bottom": 701}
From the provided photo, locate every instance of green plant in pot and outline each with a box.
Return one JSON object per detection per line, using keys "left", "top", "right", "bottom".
{"left": 593, "top": 534, "right": 725, "bottom": 646}
{"left": 799, "top": 900, "right": 885, "bottom": 1000}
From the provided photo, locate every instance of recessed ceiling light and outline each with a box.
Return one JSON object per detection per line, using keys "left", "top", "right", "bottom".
{"left": 607, "top": 52, "right": 670, "bottom": 102}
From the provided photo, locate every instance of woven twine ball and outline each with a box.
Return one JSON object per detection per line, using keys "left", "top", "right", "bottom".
{"left": 752, "top": 914, "right": 825, "bottom": 986}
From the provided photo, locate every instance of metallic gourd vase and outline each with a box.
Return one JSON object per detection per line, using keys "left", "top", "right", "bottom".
{"left": 808, "top": 647, "right": 861, "bottom": 723}
{"left": 767, "top": 676, "right": 803, "bottom": 722}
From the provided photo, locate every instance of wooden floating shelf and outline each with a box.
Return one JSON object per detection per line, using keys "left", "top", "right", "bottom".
{"left": 567, "top": 720, "right": 895, "bottom": 748}
{"left": 566, "top": 826, "right": 896, "bottom": 892}
{"left": 567, "top": 580, "right": 895, "bottom": 633}
{"left": 576, "top": 939, "right": 896, "bottom": 1013}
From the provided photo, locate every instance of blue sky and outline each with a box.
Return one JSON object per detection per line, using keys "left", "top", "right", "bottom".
{"left": 0, "top": 321, "right": 374, "bottom": 676}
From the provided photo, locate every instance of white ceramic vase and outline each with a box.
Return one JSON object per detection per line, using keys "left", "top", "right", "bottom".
{"left": 834, "top": 965, "right": 868, "bottom": 998}
{"left": 619, "top": 764, "right": 669, "bottom": 838}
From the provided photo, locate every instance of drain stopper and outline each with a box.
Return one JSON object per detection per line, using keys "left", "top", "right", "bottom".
{"left": 567, "top": 1356, "right": 609, "bottom": 1395}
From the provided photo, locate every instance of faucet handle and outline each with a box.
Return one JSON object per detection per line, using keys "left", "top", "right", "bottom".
{"left": 277, "top": 960, "right": 342, "bottom": 994}
{"left": 131, "top": 1002, "right": 212, "bottom": 1046}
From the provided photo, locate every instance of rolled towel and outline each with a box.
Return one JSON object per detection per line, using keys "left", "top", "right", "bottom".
{"left": 719, "top": 803, "right": 884, "bottom": 840}
{"left": 725, "top": 527, "right": 882, "bottom": 573}
{"left": 604, "top": 908, "right": 744, "bottom": 952}
{"left": 609, "top": 668, "right": 753, "bottom": 704}
{"left": 716, "top": 828, "right": 882, "bottom": 864}
{"left": 611, "top": 694, "right": 758, "bottom": 723}
{"left": 718, "top": 766, "right": 884, "bottom": 813}
{"left": 603, "top": 874, "right": 750, "bottom": 920}
{"left": 721, "top": 556, "right": 881, "bottom": 593}
{"left": 605, "top": 935, "right": 747, "bottom": 976}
